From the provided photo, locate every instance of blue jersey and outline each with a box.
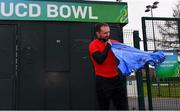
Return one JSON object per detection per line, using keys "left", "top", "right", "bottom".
{"left": 111, "top": 42, "right": 165, "bottom": 76}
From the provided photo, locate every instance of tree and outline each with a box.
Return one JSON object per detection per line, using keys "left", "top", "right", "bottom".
{"left": 156, "top": 0, "right": 180, "bottom": 51}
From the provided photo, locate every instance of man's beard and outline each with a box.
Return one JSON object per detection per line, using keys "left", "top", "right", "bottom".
{"left": 98, "top": 37, "right": 109, "bottom": 42}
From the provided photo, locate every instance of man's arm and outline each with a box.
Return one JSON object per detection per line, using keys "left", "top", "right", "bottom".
{"left": 92, "top": 43, "right": 111, "bottom": 64}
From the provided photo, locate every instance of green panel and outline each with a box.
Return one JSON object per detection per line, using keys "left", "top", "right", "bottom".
{"left": 156, "top": 50, "right": 179, "bottom": 78}
{"left": 0, "top": 0, "right": 128, "bottom": 23}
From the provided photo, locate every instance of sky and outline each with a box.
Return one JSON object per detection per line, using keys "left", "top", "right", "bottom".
{"left": 123, "top": 0, "right": 178, "bottom": 30}
{"left": 87, "top": 0, "right": 178, "bottom": 30}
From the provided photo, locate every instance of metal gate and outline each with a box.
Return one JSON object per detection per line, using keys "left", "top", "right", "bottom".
{"left": 0, "top": 21, "right": 96, "bottom": 109}
{"left": 0, "top": 24, "right": 17, "bottom": 109}
{"left": 142, "top": 17, "right": 180, "bottom": 110}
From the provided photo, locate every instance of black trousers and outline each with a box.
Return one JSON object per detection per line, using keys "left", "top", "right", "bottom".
{"left": 96, "top": 75, "right": 128, "bottom": 110}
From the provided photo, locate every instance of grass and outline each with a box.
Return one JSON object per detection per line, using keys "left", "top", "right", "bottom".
{"left": 143, "top": 82, "right": 180, "bottom": 98}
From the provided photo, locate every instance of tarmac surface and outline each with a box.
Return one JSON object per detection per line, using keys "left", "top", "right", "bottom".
{"left": 128, "top": 97, "right": 180, "bottom": 110}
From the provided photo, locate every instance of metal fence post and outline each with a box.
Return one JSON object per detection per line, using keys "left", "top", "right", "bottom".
{"left": 133, "top": 31, "right": 145, "bottom": 110}
{"left": 142, "top": 18, "right": 153, "bottom": 110}
{"left": 178, "top": 20, "right": 180, "bottom": 48}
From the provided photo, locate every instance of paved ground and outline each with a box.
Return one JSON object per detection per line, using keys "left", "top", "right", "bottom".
{"left": 128, "top": 97, "right": 180, "bottom": 110}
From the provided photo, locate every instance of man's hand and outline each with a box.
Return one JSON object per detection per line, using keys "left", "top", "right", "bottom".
{"left": 107, "top": 39, "right": 112, "bottom": 46}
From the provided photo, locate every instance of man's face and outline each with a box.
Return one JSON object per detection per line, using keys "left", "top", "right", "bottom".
{"left": 96, "top": 26, "right": 110, "bottom": 41}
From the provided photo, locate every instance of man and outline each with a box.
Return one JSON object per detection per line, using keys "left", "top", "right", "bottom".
{"left": 89, "top": 23, "right": 128, "bottom": 110}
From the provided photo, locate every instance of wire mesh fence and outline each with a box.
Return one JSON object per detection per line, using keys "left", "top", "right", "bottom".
{"left": 123, "top": 29, "right": 139, "bottom": 110}
{"left": 142, "top": 17, "right": 180, "bottom": 110}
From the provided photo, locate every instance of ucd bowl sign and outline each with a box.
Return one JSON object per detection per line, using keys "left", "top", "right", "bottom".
{"left": 0, "top": 0, "right": 128, "bottom": 23}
